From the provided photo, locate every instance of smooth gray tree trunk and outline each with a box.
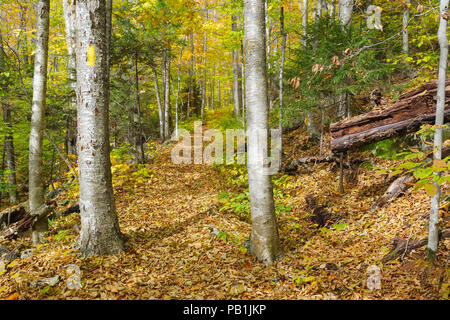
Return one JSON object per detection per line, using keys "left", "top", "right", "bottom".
{"left": 201, "top": 1, "right": 208, "bottom": 119}
{"left": 152, "top": 67, "right": 164, "bottom": 140}
{"left": 162, "top": 47, "right": 171, "bottom": 140}
{"left": 427, "top": 0, "right": 449, "bottom": 260}
{"left": 279, "top": 7, "right": 286, "bottom": 165}
{"left": 302, "top": 0, "right": 308, "bottom": 45}
{"left": 29, "top": 0, "right": 50, "bottom": 244}
{"left": 244, "top": 0, "right": 283, "bottom": 266}
{"left": 338, "top": 0, "right": 353, "bottom": 26}
{"left": 402, "top": 0, "right": 410, "bottom": 55}
{"left": 232, "top": 14, "right": 241, "bottom": 116}
{"left": 63, "top": 0, "right": 78, "bottom": 155}
{"left": 75, "top": 0, "right": 124, "bottom": 256}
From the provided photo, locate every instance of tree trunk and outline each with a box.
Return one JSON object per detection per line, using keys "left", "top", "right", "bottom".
{"left": 29, "top": 0, "right": 50, "bottom": 244}
{"left": 63, "top": 0, "right": 78, "bottom": 156}
{"left": 232, "top": 14, "right": 241, "bottom": 116}
{"left": 174, "top": 48, "right": 183, "bottom": 140}
{"left": 302, "top": 0, "right": 308, "bottom": 46}
{"left": 152, "top": 66, "right": 164, "bottom": 140}
{"left": 402, "top": 0, "right": 410, "bottom": 55}
{"left": 134, "top": 53, "right": 145, "bottom": 163}
{"left": 201, "top": 1, "right": 208, "bottom": 119}
{"left": 75, "top": 0, "right": 124, "bottom": 256}
{"left": 427, "top": 0, "right": 449, "bottom": 260}
{"left": 278, "top": 7, "right": 286, "bottom": 165}
{"left": 338, "top": 0, "right": 354, "bottom": 26}
{"left": 244, "top": 0, "right": 283, "bottom": 265}
{"left": 162, "top": 47, "right": 171, "bottom": 141}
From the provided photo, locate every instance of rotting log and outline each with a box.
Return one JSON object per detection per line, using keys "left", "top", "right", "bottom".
{"left": 369, "top": 146, "right": 450, "bottom": 212}
{"left": 381, "top": 229, "right": 450, "bottom": 263}
{"left": 330, "top": 79, "right": 450, "bottom": 153}
{"left": 0, "top": 201, "right": 55, "bottom": 240}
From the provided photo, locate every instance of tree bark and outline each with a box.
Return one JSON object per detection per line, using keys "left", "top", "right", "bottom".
{"left": 302, "top": 0, "right": 308, "bottom": 46}
{"left": 63, "top": 0, "right": 78, "bottom": 155}
{"left": 29, "top": 0, "right": 50, "bottom": 244}
{"left": 134, "top": 53, "right": 145, "bottom": 163}
{"left": 330, "top": 79, "right": 450, "bottom": 153}
{"left": 232, "top": 14, "right": 241, "bottom": 116}
{"left": 152, "top": 66, "right": 164, "bottom": 140}
{"left": 338, "top": 0, "right": 354, "bottom": 26}
{"left": 278, "top": 7, "right": 286, "bottom": 165}
{"left": 427, "top": 0, "right": 449, "bottom": 260}
{"left": 244, "top": 0, "right": 283, "bottom": 265}
{"left": 402, "top": 0, "right": 410, "bottom": 55}
{"left": 162, "top": 47, "right": 171, "bottom": 141}
{"left": 75, "top": 0, "right": 124, "bottom": 256}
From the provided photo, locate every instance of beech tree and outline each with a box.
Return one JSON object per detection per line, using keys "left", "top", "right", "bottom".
{"left": 427, "top": 0, "right": 449, "bottom": 260}
{"left": 29, "top": 0, "right": 50, "bottom": 244}
{"left": 244, "top": 0, "right": 283, "bottom": 265}
{"left": 75, "top": 0, "right": 124, "bottom": 256}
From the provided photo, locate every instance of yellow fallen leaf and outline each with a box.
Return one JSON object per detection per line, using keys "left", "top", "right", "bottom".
{"left": 7, "top": 292, "right": 19, "bottom": 300}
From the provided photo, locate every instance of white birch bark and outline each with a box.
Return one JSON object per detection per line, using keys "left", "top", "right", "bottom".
{"left": 302, "top": 0, "right": 308, "bottom": 45}
{"left": 63, "top": 0, "right": 78, "bottom": 155}
{"left": 152, "top": 66, "right": 164, "bottom": 140}
{"left": 232, "top": 14, "right": 241, "bottom": 116}
{"left": 29, "top": 0, "right": 50, "bottom": 244}
{"left": 163, "top": 47, "right": 171, "bottom": 140}
{"left": 75, "top": 0, "right": 124, "bottom": 256}
{"left": 279, "top": 7, "right": 286, "bottom": 165}
{"left": 244, "top": 0, "right": 283, "bottom": 265}
{"left": 427, "top": 0, "right": 449, "bottom": 259}
{"left": 338, "top": 0, "right": 353, "bottom": 26}
{"left": 402, "top": 0, "right": 410, "bottom": 55}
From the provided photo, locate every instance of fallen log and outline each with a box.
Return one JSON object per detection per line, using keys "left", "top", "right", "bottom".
{"left": 369, "top": 146, "right": 450, "bottom": 212}
{"left": 381, "top": 229, "right": 450, "bottom": 263}
{"left": 0, "top": 201, "right": 55, "bottom": 240}
{"left": 369, "top": 174, "right": 416, "bottom": 213}
{"left": 284, "top": 155, "right": 339, "bottom": 172}
{"left": 330, "top": 79, "right": 450, "bottom": 153}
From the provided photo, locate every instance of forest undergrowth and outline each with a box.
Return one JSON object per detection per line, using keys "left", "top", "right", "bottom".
{"left": 0, "top": 121, "right": 449, "bottom": 300}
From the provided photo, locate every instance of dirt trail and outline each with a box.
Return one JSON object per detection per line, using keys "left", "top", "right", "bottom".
{"left": 0, "top": 137, "right": 448, "bottom": 300}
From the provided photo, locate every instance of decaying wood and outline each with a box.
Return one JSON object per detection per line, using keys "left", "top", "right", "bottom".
{"left": 369, "top": 174, "right": 416, "bottom": 213}
{"left": 284, "top": 154, "right": 367, "bottom": 173}
{"left": 369, "top": 146, "right": 450, "bottom": 212}
{"left": 284, "top": 155, "right": 338, "bottom": 172}
{"left": 305, "top": 195, "right": 335, "bottom": 228}
{"left": 330, "top": 79, "right": 450, "bottom": 153}
{"left": 381, "top": 229, "right": 450, "bottom": 263}
{"left": 0, "top": 201, "right": 55, "bottom": 240}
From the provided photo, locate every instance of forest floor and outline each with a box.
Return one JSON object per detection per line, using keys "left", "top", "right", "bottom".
{"left": 0, "top": 123, "right": 449, "bottom": 300}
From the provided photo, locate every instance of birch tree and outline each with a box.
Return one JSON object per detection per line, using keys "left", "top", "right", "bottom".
{"left": 232, "top": 14, "right": 241, "bottom": 116}
{"left": 402, "top": 0, "right": 411, "bottom": 55}
{"left": 244, "top": 0, "right": 283, "bottom": 265}
{"left": 29, "top": 0, "right": 50, "bottom": 244}
{"left": 63, "top": 0, "right": 77, "bottom": 155}
{"left": 75, "top": 0, "right": 124, "bottom": 256}
{"left": 338, "top": 0, "right": 353, "bottom": 27}
{"left": 427, "top": 0, "right": 449, "bottom": 260}
{"left": 302, "top": 0, "right": 308, "bottom": 46}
